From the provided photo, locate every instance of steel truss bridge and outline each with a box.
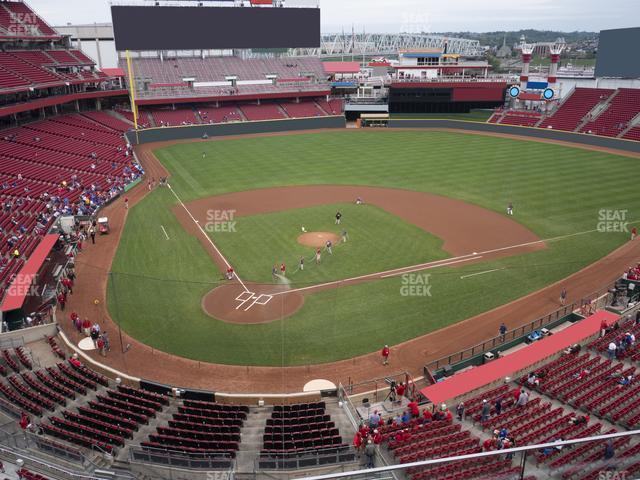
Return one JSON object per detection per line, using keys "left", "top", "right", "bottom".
{"left": 284, "top": 33, "right": 484, "bottom": 58}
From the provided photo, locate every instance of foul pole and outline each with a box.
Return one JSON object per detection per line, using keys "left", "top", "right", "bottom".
{"left": 125, "top": 50, "right": 140, "bottom": 144}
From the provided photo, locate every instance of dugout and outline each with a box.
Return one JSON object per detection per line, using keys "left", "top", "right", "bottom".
{"left": 360, "top": 113, "right": 389, "bottom": 127}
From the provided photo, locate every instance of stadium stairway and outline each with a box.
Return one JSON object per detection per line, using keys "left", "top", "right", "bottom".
{"left": 619, "top": 114, "right": 640, "bottom": 138}
{"left": 114, "top": 401, "right": 179, "bottom": 462}
{"left": 235, "top": 405, "right": 271, "bottom": 472}
{"left": 575, "top": 90, "right": 620, "bottom": 133}
{"left": 325, "top": 401, "right": 357, "bottom": 444}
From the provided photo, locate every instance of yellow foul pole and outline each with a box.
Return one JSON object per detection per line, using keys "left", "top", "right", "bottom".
{"left": 125, "top": 50, "right": 139, "bottom": 132}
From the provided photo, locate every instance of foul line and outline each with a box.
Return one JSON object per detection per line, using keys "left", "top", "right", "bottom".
{"left": 167, "top": 184, "right": 250, "bottom": 293}
{"left": 460, "top": 268, "right": 504, "bottom": 279}
{"left": 160, "top": 225, "right": 170, "bottom": 240}
{"left": 270, "top": 256, "right": 481, "bottom": 297}
{"left": 269, "top": 225, "right": 610, "bottom": 298}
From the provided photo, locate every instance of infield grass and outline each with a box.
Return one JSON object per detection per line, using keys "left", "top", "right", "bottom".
{"left": 212, "top": 203, "right": 449, "bottom": 285}
{"left": 108, "top": 130, "right": 640, "bottom": 366}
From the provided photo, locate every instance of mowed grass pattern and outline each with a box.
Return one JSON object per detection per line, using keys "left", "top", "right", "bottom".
{"left": 212, "top": 203, "right": 449, "bottom": 285}
{"left": 108, "top": 130, "right": 640, "bottom": 366}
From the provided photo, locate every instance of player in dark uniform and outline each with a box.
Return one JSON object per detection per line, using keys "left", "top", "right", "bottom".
{"left": 335, "top": 211, "right": 342, "bottom": 224}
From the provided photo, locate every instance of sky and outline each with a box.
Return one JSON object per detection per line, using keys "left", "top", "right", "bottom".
{"left": 28, "top": 0, "right": 639, "bottom": 33}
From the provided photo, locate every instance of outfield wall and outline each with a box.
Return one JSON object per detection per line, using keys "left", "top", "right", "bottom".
{"left": 126, "top": 116, "right": 346, "bottom": 145}
{"left": 389, "top": 119, "right": 640, "bottom": 154}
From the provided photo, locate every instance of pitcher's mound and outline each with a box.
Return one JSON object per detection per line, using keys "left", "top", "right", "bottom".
{"left": 298, "top": 232, "right": 340, "bottom": 248}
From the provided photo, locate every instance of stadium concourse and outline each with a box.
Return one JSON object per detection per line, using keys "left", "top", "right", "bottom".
{"left": 57, "top": 131, "right": 640, "bottom": 394}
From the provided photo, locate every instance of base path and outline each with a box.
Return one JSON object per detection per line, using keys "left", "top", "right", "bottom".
{"left": 180, "top": 185, "right": 543, "bottom": 323}
{"left": 61, "top": 129, "right": 640, "bottom": 394}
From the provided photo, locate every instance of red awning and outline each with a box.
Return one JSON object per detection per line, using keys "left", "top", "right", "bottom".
{"left": 101, "top": 68, "right": 126, "bottom": 78}
{"left": 323, "top": 62, "right": 361, "bottom": 74}
{"left": 420, "top": 310, "right": 619, "bottom": 405}
{"left": 1, "top": 234, "right": 60, "bottom": 312}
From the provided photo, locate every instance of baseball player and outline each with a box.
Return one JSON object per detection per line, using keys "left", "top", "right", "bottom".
{"left": 272, "top": 265, "right": 277, "bottom": 280}
{"left": 326, "top": 240, "right": 333, "bottom": 254}
{"left": 335, "top": 211, "right": 342, "bottom": 224}
{"left": 342, "top": 230, "right": 348, "bottom": 243}
{"left": 280, "top": 263, "right": 286, "bottom": 277}
{"left": 299, "top": 256, "right": 304, "bottom": 271}
{"left": 507, "top": 202, "right": 513, "bottom": 216}
{"left": 315, "top": 248, "right": 321, "bottom": 264}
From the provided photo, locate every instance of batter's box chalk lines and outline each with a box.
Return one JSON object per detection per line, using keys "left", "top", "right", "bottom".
{"left": 234, "top": 291, "right": 273, "bottom": 311}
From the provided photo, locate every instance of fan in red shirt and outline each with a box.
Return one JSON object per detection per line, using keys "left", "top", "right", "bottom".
{"left": 422, "top": 409, "right": 433, "bottom": 422}
{"left": 381, "top": 345, "right": 390, "bottom": 365}
{"left": 395, "top": 382, "right": 406, "bottom": 398}
{"left": 352, "top": 431, "right": 363, "bottom": 450}
{"left": 408, "top": 400, "right": 420, "bottom": 418}
{"left": 19, "top": 412, "right": 29, "bottom": 430}
{"left": 512, "top": 387, "right": 521, "bottom": 401}
{"left": 373, "top": 429, "right": 382, "bottom": 445}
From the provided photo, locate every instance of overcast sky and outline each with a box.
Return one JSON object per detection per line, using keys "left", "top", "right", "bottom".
{"left": 29, "top": 0, "right": 638, "bottom": 33}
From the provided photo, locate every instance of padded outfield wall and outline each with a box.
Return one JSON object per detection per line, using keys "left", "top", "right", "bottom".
{"left": 125, "top": 116, "right": 346, "bottom": 145}
{"left": 388, "top": 119, "right": 640, "bottom": 154}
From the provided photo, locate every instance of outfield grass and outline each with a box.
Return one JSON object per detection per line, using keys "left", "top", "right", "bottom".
{"left": 108, "top": 130, "right": 640, "bottom": 366}
{"left": 212, "top": 203, "right": 449, "bottom": 285}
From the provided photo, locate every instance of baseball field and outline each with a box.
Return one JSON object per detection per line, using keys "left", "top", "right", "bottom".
{"left": 107, "top": 129, "right": 640, "bottom": 366}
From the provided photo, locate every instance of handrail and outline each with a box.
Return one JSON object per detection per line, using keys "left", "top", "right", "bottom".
{"left": 424, "top": 281, "right": 615, "bottom": 373}
{"left": 300, "top": 429, "right": 640, "bottom": 480}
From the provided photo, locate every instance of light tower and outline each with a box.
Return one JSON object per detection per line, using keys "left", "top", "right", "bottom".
{"left": 547, "top": 40, "right": 566, "bottom": 88}
{"left": 519, "top": 41, "right": 534, "bottom": 91}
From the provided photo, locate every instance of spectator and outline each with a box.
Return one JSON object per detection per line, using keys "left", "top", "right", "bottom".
{"left": 604, "top": 440, "right": 615, "bottom": 460}
{"left": 481, "top": 399, "right": 490, "bottom": 422}
{"left": 495, "top": 397, "right": 503, "bottom": 416}
{"left": 364, "top": 440, "right": 376, "bottom": 468}
{"left": 499, "top": 323, "right": 507, "bottom": 342}
{"left": 517, "top": 390, "right": 529, "bottom": 407}
{"left": 608, "top": 341, "right": 618, "bottom": 360}
{"left": 56, "top": 291, "right": 66, "bottom": 311}
{"left": 368, "top": 410, "right": 380, "bottom": 429}
{"left": 408, "top": 400, "right": 420, "bottom": 418}
{"left": 352, "top": 431, "right": 363, "bottom": 452}
{"left": 456, "top": 402, "right": 465, "bottom": 421}
{"left": 401, "top": 410, "right": 411, "bottom": 424}
{"left": 422, "top": 408, "right": 433, "bottom": 423}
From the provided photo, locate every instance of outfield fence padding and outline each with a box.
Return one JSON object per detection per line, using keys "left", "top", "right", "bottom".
{"left": 389, "top": 119, "right": 640, "bottom": 154}
{"left": 126, "top": 116, "right": 346, "bottom": 145}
